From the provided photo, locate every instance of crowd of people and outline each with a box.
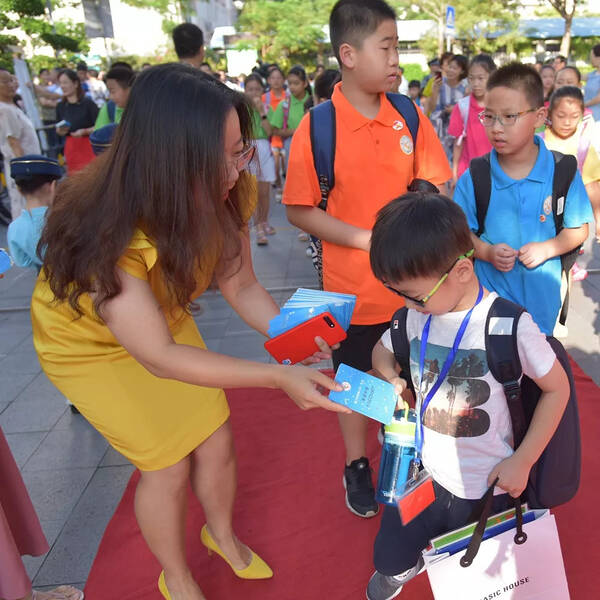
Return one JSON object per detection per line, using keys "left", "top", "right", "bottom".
{"left": 1, "top": 1, "right": 600, "bottom": 599}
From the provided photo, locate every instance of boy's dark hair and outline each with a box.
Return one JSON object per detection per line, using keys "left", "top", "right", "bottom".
{"left": 558, "top": 65, "right": 581, "bottom": 83}
{"left": 408, "top": 79, "right": 420, "bottom": 88}
{"left": 555, "top": 55, "right": 567, "bottom": 64}
{"left": 76, "top": 62, "right": 88, "bottom": 72}
{"left": 329, "top": 0, "right": 396, "bottom": 63}
{"left": 593, "top": 44, "right": 600, "bottom": 58}
{"left": 15, "top": 174, "right": 60, "bottom": 195}
{"left": 470, "top": 53, "right": 496, "bottom": 75}
{"left": 110, "top": 61, "right": 133, "bottom": 71}
{"left": 314, "top": 68, "right": 341, "bottom": 100}
{"left": 370, "top": 193, "right": 472, "bottom": 283}
{"left": 105, "top": 66, "right": 136, "bottom": 88}
{"left": 487, "top": 62, "right": 543, "bottom": 109}
{"left": 548, "top": 85, "right": 584, "bottom": 113}
{"left": 172, "top": 22, "right": 204, "bottom": 59}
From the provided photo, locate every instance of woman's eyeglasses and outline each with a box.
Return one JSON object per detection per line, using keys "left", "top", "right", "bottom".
{"left": 234, "top": 143, "right": 255, "bottom": 171}
{"left": 384, "top": 249, "right": 475, "bottom": 307}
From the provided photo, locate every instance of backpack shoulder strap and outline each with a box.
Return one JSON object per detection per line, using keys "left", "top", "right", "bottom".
{"left": 385, "top": 93, "right": 420, "bottom": 145}
{"left": 389, "top": 307, "right": 414, "bottom": 395}
{"left": 309, "top": 100, "right": 336, "bottom": 211}
{"left": 485, "top": 296, "right": 528, "bottom": 447}
{"left": 469, "top": 153, "right": 492, "bottom": 237}
{"left": 550, "top": 150, "right": 578, "bottom": 234}
{"left": 107, "top": 100, "right": 116, "bottom": 123}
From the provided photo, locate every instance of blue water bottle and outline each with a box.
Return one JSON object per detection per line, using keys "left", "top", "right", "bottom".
{"left": 376, "top": 407, "right": 417, "bottom": 505}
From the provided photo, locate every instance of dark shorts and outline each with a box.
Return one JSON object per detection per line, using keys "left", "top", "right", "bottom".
{"left": 332, "top": 322, "right": 389, "bottom": 372}
{"left": 373, "top": 481, "right": 513, "bottom": 575}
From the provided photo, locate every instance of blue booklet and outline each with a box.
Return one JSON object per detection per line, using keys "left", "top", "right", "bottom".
{"left": 268, "top": 289, "right": 356, "bottom": 338}
{"left": 329, "top": 364, "right": 397, "bottom": 424}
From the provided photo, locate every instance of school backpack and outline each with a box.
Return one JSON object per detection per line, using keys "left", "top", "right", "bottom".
{"left": 389, "top": 297, "right": 581, "bottom": 509}
{"left": 307, "top": 93, "right": 420, "bottom": 287}
{"left": 106, "top": 100, "right": 116, "bottom": 124}
{"left": 469, "top": 150, "right": 579, "bottom": 326}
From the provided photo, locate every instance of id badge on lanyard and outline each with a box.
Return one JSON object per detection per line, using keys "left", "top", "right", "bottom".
{"left": 397, "top": 284, "right": 484, "bottom": 525}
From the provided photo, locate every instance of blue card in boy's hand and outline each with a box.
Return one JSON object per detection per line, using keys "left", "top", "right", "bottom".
{"left": 329, "top": 364, "right": 397, "bottom": 424}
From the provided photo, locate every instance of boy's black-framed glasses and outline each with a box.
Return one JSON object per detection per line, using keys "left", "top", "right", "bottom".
{"left": 384, "top": 249, "right": 475, "bottom": 307}
{"left": 478, "top": 108, "right": 537, "bottom": 128}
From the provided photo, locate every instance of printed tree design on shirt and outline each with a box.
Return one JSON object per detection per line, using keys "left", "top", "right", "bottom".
{"left": 410, "top": 340, "right": 491, "bottom": 438}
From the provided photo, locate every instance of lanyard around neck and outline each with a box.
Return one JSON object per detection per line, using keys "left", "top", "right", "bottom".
{"left": 415, "top": 283, "right": 484, "bottom": 462}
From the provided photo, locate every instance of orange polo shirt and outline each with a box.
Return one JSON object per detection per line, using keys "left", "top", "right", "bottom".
{"left": 283, "top": 82, "right": 452, "bottom": 325}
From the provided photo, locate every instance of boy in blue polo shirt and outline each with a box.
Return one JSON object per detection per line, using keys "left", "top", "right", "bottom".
{"left": 7, "top": 154, "right": 60, "bottom": 269}
{"left": 454, "top": 63, "right": 593, "bottom": 336}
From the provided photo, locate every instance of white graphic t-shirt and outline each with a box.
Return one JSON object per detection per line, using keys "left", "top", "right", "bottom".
{"left": 380, "top": 292, "right": 556, "bottom": 499}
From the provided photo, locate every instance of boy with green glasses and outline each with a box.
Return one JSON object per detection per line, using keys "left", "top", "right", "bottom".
{"left": 366, "top": 192, "right": 569, "bottom": 600}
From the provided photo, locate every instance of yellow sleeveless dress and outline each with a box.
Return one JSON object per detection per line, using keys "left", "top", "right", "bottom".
{"left": 31, "top": 204, "right": 254, "bottom": 471}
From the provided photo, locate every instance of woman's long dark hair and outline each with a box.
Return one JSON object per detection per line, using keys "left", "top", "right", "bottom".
{"left": 41, "top": 63, "right": 254, "bottom": 316}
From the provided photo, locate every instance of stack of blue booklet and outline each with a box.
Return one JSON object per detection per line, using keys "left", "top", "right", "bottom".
{"left": 268, "top": 289, "right": 356, "bottom": 338}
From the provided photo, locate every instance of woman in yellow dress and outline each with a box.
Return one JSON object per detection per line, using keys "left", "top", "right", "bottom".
{"left": 31, "top": 64, "right": 348, "bottom": 600}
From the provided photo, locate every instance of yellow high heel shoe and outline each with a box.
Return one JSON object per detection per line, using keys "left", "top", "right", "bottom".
{"left": 200, "top": 525, "right": 273, "bottom": 579}
{"left": 158, "top": 571, "right": 171, "bottom": 600}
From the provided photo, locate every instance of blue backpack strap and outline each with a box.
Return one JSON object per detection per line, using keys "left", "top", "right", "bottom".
{"left": 107, "top": 100, "right": 116, "bottom": 124}
{"left": 385, "top": 93, "right": 419, "bottom": 145}
{"left": 309, "top": 100, "right": 336, "bottom": 211}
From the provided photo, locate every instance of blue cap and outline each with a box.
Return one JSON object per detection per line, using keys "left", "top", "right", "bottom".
{"left": 10, "top": 155, "right": 61, "bottom": 180}
{"left": 90, "top": 123, "right": 118, "bottom": 155}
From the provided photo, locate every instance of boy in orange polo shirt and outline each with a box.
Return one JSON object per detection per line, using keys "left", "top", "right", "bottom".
{"left": 284, "top": 0, "right": 451, "bottom": 518}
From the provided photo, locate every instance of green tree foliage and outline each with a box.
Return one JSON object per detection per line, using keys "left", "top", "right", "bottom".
{"left": 0, "top": 33, "right": 20, "bottom": 71}
{"left": 237, "top": 0, "right": 336, "bottom": 69}
{"left": 0, "top": 0, "right": 88, "bottom": 54}
{"left": 391, "top": 0, "right": 523, "bottom": 56}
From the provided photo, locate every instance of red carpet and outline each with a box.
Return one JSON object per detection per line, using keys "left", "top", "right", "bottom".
{"left": 84, "top": 362, "right": 598, "bottom": 600}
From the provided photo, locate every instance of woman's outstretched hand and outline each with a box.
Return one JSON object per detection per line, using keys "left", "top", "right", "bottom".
{"left": 275, "top": 364, "right": 350, "bottom": 414}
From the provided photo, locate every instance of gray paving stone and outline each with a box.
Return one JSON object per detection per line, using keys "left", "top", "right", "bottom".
{"left": 21, "top": 467, "right": 96, "bottom": 523}
{"left": 219, "top": 332, "right": 271, "bottom": 362}
{"left": 5, "top": 431, "right": 46, "bottom": 468}
{"left": 0, "top": 370, "right": 38, "bottom": 404}
{"left": 22, "top": 519, "right": 65, "bottom": 582}
{"left": 24, "top": 427, "right": 108, "bottom": 472}
{"left": 0, "top": 347, "right": 42, "bottom": 374}
{"left": 100, "top": 446, "right": 132, "bottom": 467}
{"left": 33, "top": 465, "right": 135, "bottom": 587}
{"left": 0, "top": 393, "right": 66, "bottom": 433}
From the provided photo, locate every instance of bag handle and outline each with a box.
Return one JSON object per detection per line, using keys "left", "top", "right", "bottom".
{"left": 460, "top": 478, "right": 527, "bottom": 568}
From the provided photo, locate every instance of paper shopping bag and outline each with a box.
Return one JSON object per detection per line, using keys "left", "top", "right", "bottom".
{"left": 423, "top": 511, "right": 569, "bottom": 599}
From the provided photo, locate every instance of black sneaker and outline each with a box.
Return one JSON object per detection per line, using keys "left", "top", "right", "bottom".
{"left": 343, "top": 457, "right": 379, "bottom": 518}
{"left": 366, "top": 557, "right": 425, "bottom": 600}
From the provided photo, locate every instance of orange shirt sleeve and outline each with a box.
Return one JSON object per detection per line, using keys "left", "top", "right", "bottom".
{"left": 282, "top": 114, "right": 321, "bottom": 208}
{"left": 413, "top": 108, "right": 452, "bottom": 185}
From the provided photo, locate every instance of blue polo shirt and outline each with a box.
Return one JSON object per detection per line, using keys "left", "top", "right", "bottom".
{"left": 454, "top": 137, "right": 592, "bottom": 335}
{"left": 7, "top": 206, "right": 47, "bottom": 269}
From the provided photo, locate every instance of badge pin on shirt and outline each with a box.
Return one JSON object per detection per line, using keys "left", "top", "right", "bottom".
{"left": 393, "top": 120, "right": 404, "bottom": 131}
{"left": 400, "top": 135, "right": 414, "bottom": 155}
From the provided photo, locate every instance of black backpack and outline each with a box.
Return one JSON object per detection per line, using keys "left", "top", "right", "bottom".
{"left": 469, "top": 150, "right": 579, "bottom": 326}
{"left": 389, "top": 297, "right": 581, "bottom": 509}
{"left": 307, "top": 93, "right": 420, "bottom": 288}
